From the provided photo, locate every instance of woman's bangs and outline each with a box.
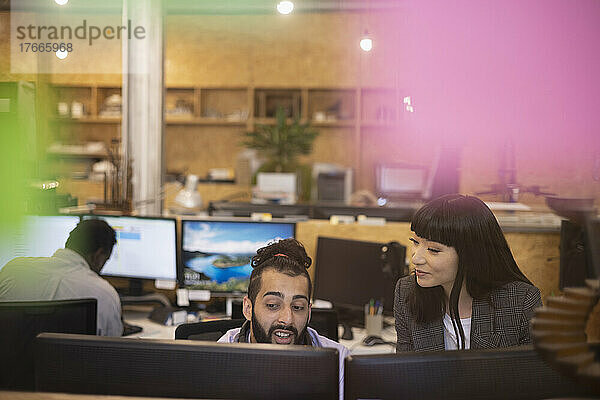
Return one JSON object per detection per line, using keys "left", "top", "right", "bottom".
{"left": 410, "top": 205, "right": 458, "bottom": 247}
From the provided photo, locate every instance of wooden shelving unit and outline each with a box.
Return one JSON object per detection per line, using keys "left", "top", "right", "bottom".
{"left": 46, "top": 83, "right": 407, "bottom": 202}
{"left": 48, "top": 84, "right": 405, "bottom": 129}
{"left": 164, "top": 118, "right": 247, "bottom": 126}
{"left": 50, "top": 117, "right": 121, "bottom": 124}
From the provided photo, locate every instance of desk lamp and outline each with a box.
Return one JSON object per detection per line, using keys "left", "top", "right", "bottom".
{"left": 174, "top": 174, "right": 202, "bottom": 212}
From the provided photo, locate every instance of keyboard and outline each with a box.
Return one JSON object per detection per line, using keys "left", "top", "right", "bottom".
{"left": 122, "top": 322, "right": 143, "bottom": 336}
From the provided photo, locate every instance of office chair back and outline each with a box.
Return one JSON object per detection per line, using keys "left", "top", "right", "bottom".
{"left": 175, "top": 318, "right": 244, "bottom": 341}
{"left": 345, "top": 345, "right": 592, "bottom": 400}
{"left": 175, "top": 310, "right": 338, "bottom": 342}
{"left": 0, "top": 298, "right": 97, "bottom": 390}
{"left": 35, "top": 332, "right": 339, "bottom": 400}
{"left": 309, "top": 308, "right": 339, "bottom": 341}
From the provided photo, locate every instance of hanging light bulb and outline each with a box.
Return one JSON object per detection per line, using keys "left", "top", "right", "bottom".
{"left": 359, "top": 30, "right": 373, "bottom": 52}
{"left": 276, "top": 1, "right": 294, "bottom": 15}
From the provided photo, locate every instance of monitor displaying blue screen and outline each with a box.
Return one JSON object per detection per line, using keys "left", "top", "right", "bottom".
{"left": 83, "top": 215, "right": 177, "bottom": 281}
{"left": 181, "top": 220, "right": 295, "bottom": 292}
{"left": 0, "top": 215, "right": 80, "bottom": 271}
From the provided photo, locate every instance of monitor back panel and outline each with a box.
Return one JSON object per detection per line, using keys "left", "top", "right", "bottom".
{"left": 35, "top": 333, "right": 338, "bottom": 400}
{"left": 559, "top": 220, "right": 591, "bottom": 289}
{"left": 0, "top": 299, "right": 96, "bottom": 390}
{"left": 345, "top": 346, "right": 590, "bottom": 400}
{"left": 314, "top": 237, "right": 400, "bottom": 315}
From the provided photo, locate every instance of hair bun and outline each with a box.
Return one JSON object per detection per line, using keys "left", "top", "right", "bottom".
{"left": 251, "top": 238, "right": 312, "bottom": 269}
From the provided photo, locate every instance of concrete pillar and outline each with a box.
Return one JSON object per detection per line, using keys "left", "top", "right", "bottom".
{"left": 122, "top": 0, "right": 164, "bottom": 215}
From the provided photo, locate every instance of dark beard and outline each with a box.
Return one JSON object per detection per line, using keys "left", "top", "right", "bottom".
{"left": 251, "top": 309, "right": 306, "bottom": 344}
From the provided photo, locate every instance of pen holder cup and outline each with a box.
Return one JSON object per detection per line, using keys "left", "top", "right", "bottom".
{"left": 364, "top": 313, "right": 383, "bottom": 337}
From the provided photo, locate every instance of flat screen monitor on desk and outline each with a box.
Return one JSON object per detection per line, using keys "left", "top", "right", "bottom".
{"left": 313, "top": 237, "right": 406, "bottom": 328}
{"left": 560, "top": 217, "right": 600, "bottom": 289}
{"left": 0, "top": 299, "right": 97, "bottom": 390}
{"left": 0, "top": 215, "right": 80, "bottom": 271}
{"left": 208, "top": 201, "right": 311, "bottom": 218}
{"left": 586, "top": 216, "right": 600, "bottom": 280}
{"left": 376, "top": 163, "right": 429, "bottom": 199}
{"left": 35, "top": 332, "right": 339, "bottom": 400}
{"left": 345, "top": 346, "right": 588, "bottom": 400}
{"left": 181, "top": 219, "right": 295, "bottom": 294}
{"left": 311, "top": 203, "right": 418, "bottom": 221}
{"left": 82, "top": 215, "right": 178, "bottom": 295}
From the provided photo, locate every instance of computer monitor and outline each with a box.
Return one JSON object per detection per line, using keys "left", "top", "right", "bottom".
{"left": 344, "top": 346, "right": 589, "bottom": 400}
{"left": 181, "top": 219, "right": 295, "bottom": 293}
{"left": 0, "top": 215, "right": 80, "bottom": 271}
{"left": 313, "top": 237, "right": 406, "bottom": 323}
{"left": 584, "top": 216, "right": 600, "bottom": 281}
{"left": 559, "top": 219, "right": 599, "bottom": 289}
{"left": 376, "top": 163, "right": 428, "bottom": 199}
{"left": 0, "top": 299, "right": 96, "bottom": 391}
{"left": 311, "top": 203, "right": 418, "bottom": 221}
{"left": 82, "top": 215, "right": 178, "bottom": 289}
{"left": 208, "top": 201, "right": 311, "bottom": 218}
{"left": 35, "top": 332, "right": 339, "bottom": 400}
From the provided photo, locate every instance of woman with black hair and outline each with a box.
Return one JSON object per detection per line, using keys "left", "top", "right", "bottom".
{"left": 394, "top": 194, "right": 542, "bottom": 352}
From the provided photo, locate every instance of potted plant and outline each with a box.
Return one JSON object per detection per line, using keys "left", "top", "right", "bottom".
{"left": 244, "top": 106, "right": 318, "bottom": 201}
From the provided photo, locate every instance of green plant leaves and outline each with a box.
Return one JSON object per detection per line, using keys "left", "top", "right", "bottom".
{"left": 244, "top": 106, "right": 318, "bottom": 172}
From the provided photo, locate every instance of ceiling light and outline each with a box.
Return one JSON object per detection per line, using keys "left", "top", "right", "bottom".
{"left": 56, "top": 50, "right": 68, "bottom": 59}
{"left": 54, "top": 0, "right": 69, "bottom": 5}
{"left": 360, "top": 37, "right": 373, "bottom": 52}
{"left": 359, "top": 31, "right": 373, "bottom": 52}
{"left": 277, "top": 1, "right": 294, "bottom": 15}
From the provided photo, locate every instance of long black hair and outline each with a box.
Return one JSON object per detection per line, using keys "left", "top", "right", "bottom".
{"left": 408, "top": 194, "right": 532, "bottom": 348}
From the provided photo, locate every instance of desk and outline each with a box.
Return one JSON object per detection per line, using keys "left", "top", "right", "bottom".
{"left": 338, "top": 324, "right": 396, "bottom": 355}
{"left": 123, "top": 309, "right": 396, "bottom": 355}
{"left": 123, "top": 308, "right": 177, "bottom": 339}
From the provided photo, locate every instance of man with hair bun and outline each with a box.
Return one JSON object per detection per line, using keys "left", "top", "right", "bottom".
{"left": 219, "top": 238, "right": 349, "bottom": 399}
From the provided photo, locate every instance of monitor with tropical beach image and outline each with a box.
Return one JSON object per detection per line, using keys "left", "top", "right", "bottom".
{"left": 181, "top": 220, "right": 295, "bottom": 293}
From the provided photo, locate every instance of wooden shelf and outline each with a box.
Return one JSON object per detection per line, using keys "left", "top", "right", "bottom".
{"left": 50, "top": 83, "right": 120, "bottom": 88}
{"left": 253, "top": 117, "right": 276, "bottom": 125}
{"left": 311, "top": 120, "right": 356, "bottom": 128}
{"left": 47, "top": 150, "right": 109, "bottom": 159}
{"left": 47, "top": 83, "right": 408, "bottom": 192}
{"left": 51, "top": 117, "right": 121, "bottom": 124}
{"left": 166, "top": 117, "right": 246, "bottom": 126}
{"left": 253, "top": 117, "right": 312, "bottom": 125}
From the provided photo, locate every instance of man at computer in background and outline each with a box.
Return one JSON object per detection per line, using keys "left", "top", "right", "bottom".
{"left": 218, "top": 238, "right": 349, "bottom": 400}
{"left": 0, "top": 219, "right": 123, "bottom": 336}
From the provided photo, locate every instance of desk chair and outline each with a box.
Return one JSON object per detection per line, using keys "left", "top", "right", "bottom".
{"left": 175, "top": 318, "right": 244, "bottom": 341}
{"left": 0, "top": 299, "right": 97, "bottom": 390}
{"left": 175, "top": 309, "right": 339, "bottom": 342}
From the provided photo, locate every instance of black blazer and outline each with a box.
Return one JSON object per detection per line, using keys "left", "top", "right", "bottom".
{"left": 394, "top": 275, "right": 543, "bottom": 352}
